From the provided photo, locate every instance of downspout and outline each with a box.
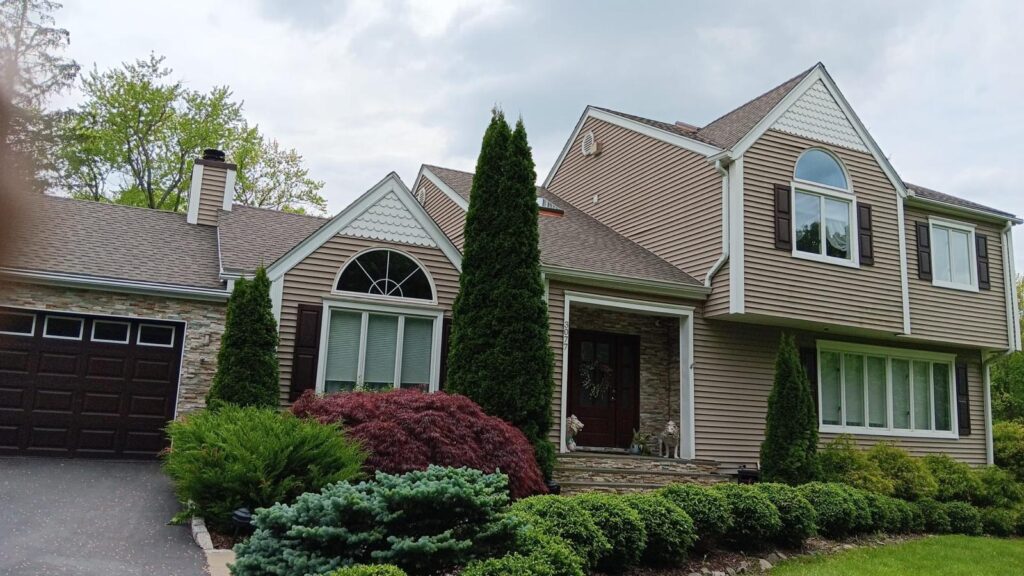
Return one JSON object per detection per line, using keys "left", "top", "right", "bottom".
{"left": 704, "top": 158, "right": 731, "bottom": 287}
{"left": 984, "top": 357, "right": 996, "bottom": 465}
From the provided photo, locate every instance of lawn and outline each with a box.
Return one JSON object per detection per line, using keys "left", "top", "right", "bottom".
{"left": 772, "top": 536, "right": 1024, "bottom": 576}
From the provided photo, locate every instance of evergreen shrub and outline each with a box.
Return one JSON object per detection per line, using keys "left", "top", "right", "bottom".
{"left": 711, "top": 483, "right": 783, "bottom": 549}
{"left": 658, "top": 483, "right": 733, "bottom": 551}
{"left": 817, "top": 435, "right": 894, "bottom": 495}
{"left": 915, "top": 498, "right": 951, "bottom": 533}
{"left": 980, "top": 507, "right": 1017, "bottom": 537}
{"left": 943, "top": 501, "right": 983, "bottom": 535}
{"left": 866, "top": 443, "right": 937, "bottom": 500}
{"left": 622, "top": 493, "right": 697, "bottom": 567}
{"left": 760, "top": 334, "right": 818, "bottom": 484}
{"left": 753, "top": 483, "right": 817, "bottom": 547}
{"left": 573, "top": 493, "right": 647, "bottom": 573}
{"left": 508, "top": 495, "right": 609, "bottom": 571}
{"left": 797, "top": 482, "right": 858, "bottom": 538}
{"left": 923, "top": 454, "right": 981, "bottom": 502}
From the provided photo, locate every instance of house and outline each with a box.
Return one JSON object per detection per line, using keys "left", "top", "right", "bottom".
{"left": 1, "top": 64, "right": 1018, "bottom": 490}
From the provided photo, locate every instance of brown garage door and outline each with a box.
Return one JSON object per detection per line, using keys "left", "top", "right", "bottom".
{"left": 0, "top": 307, "right": 184, "bottom": 458}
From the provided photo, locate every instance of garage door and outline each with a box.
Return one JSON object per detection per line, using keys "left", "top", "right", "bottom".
{"left": 0, "top": 307, "right": 184, "bottom": 458}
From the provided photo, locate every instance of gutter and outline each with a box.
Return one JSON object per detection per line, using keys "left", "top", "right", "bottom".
{"left": 541, "top": 264, "right": 710, "bottom": 300}
{"left": 0, "top": 267, "right": 230, "bottom": 302}
{"left": 704, "top": 158, "right": 731, "bottom": 287}
{"left": 905, "top": 195, "right": 1023, "bottom": 226}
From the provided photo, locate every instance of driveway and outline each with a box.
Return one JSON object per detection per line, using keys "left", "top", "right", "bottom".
{"left": 0, "top": 457, "right": 207, "bottom": 576}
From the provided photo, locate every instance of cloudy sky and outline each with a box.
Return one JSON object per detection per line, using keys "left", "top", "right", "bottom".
{"left": 55, "top": 0, "right": 1024, "bottom": 263}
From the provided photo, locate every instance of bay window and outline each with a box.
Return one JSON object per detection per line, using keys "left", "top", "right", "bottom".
{"left": 818, "top": 341, "right": 957, "bottom": 438}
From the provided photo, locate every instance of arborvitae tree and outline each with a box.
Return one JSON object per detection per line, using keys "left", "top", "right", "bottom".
{"left": 206, "top": 266, "right": 279, "bottom": 408}
{"left": 760, "top": 333, "right": 818, "bottom": 484}
{"left": 446, "top": 110, "right": 555, "bottom": 478}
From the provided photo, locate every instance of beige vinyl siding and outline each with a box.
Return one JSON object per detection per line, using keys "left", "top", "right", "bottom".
{"left": 546, "top": 117, "right": 723, "bottom": 281}
{"left": 419, "top": 178, "right": 466, "bottom": 249}
{"left": 705, "top": 264, "right": 730, "bottom": 316}
{"left": 742, "top": 130, "right": 905, "bottom": 333}
{"left": 196, "top": 165, "right": 227, "bottom": 227}
{"left": 904, "top": 205, "right": 1009, "bottom": 350}
{"left": 277, "top": 235, "right": 460, "bottom": 403}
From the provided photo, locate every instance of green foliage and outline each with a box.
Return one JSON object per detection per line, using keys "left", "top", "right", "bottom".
{"left": 816, "top": 435, "right": 894, "bottom": 495}
{"left": 162, "top": 405, "right": 364, "bottom": 531}
{"left": 325, "top": 566, "right": 406, "bottom": 576}
{"left": 972, "top": 466, "right": 1024, "bottom": 508}
{"left": 511, "top": 525, "right": 586, "bottom": 576}
{"left": 993, "top": 421, "right": 1024, "bottom": 481}
{"left": 862, "top": 492, "right": 901, "bottom": 534}
{"left": 573, "top": 493, "right": 647, "bottom": 573}
{"left": 621, "top": 493, "right": 697, "bottom": 567}
{"left": 942, "top": 501, "right": 982, "bottom": 535}
{"left": 228, "top": 126, "right": 326, "bottom": 214}
{"left": 753, "top": 483, "right": 817, "bottom": 547}
{"left": 657, "top": 483, "right": 733, "bottom": 550}
{"left": 992, "top": 347, "right": 1024, "bottom": 423}
{"left": 508, "top": 495, "right": 609, "bottom": 571}
{"left": 711, "top": 483, "right": 783, "bottom": 549}
{"left": 866, "top": 443, "right": 937, "bottom": 501}
{"left": 893, "top": 498, "right": 925, "bottom": 533}
{"left": 915, "top": 498, "right": 951, "bottom": 533}
{"left": 923, "top": 454, "right": 981, "bottom": 503}
{"left": 761, "top": 334, "right": 819, "bottom": 485}
{"left": 797, "top": 482, "right": 859, "bottom": 538}
{"left": 445, "top": 110, "right": 554, "bottom": 479}
{"left": 206, "top": 266, "right": 279, "bottom": 408}
{"left": 835, "top": 484, "right": 873, "bottom": 534}
{"left": 232, "top": 466, "right": 519, "bottom": 576}
{"left": 980, "top": 507, "right": 1017, "bottom": 537}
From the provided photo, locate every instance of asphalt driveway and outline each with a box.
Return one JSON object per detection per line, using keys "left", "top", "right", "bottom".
{"left": 0, "top": 457, "right": 207, "bottom": 576}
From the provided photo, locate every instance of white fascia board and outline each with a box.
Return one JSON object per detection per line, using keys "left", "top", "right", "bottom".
{"left": 265, "top": 172, "right": 463, "bottom": 282}
{"left": 420, "top": 167, "right": 469, "bottom": 211}
{"left": 728, "top": 157, "right": 745, "bottom": 313}
{"left": 904, "top": 196, "right": 1023, "bottom": 226}
{"left": 186, "top": 164, "right": 204, "bottom": 224}
{"left": 0, "top": 268, "right": 230, "bottom": 302}
{"left": 542, "top": 265, "right": 710, "bottom": 300}
{"left": 222, "top": 168, "right": 236, "bottom": 211}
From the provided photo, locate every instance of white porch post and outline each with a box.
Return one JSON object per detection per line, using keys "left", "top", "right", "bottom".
{"left": 679, "top": 314, "right": 696, "bottom": 460}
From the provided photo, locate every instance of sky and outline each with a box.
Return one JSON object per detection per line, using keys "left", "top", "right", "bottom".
{"left": 54, "top": 0, "right": 1024, "bottom": 265}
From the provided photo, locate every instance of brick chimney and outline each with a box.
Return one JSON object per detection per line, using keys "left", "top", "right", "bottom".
{"left": 186, "top": 148, "right": 237, "bottom": 226}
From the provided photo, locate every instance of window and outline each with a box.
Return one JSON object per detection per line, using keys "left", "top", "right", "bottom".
{"left": 138, "top": 324, "right": 175, "bottom": 347}
{"left": 336, "top": 249, "right": 433, "bottom": 301}
{"left": 792, "top": 149, "right": 856, "bottom": 266}
{"left": 930, "top": 219, "right": 977, "bottom": 291}
{"left": 323, "top": 307, "right": 437, "bottom": 393}
{"left": 818, "top": 341, "right": 956, "bottom": 438}
{"left": 0, "top": 310, "right": 35, "bottom": 336}
{"left": 92, "top": 320, "right": 130, "bottom": 344}
{"left": 43, "top": 316, "right": 83, "bottom": 340}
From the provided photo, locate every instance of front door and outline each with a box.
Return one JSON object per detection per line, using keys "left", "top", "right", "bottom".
{"left": 568, "top": 329, "right": 640, "bottom": 449}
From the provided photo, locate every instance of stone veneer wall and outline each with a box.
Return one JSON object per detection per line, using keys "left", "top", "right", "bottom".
{"left": 0, "top": 281, "right": 225, "bottom": 414}
{"left": 569, "top": 306, "right": 680, "bottom": 442}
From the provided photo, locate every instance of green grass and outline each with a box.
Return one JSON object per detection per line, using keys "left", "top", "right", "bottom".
{"left": 772, "top": 536, "right": 1024, "bottom": 576}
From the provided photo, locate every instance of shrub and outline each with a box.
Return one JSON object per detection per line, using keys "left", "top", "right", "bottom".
{"left": 325, "top": 567, "right": 406, "bottom": 576}
{"left": 866, "top": 443, "right": 937, "bottom": 501}
{"left": 711, "top": 483, "right": 782, "bottom": 548}
{"left": 292, "top": 389, "right": 546, "bottom": 498}
{"left": 511, "top": 525, "right": 586, "bottom": 576}
{"left": 862, "top": 492, "right": 901, "bottom": 534}
{"left": 1016, "top": 509, "right": 1024, "bottom": 536}
{"left": 797, "top": 482, "right": 858, "bottom": 538}
{"left": 231, "top": 466, "right": 519, "bottom": 576}
{"left": 206, "top": 266, "right": 279, "bottom": 408}
{"left": 509, "top": 495, "right": 609, "bottom": 571}
{"left": 621, "top": 493, "right": 696, "bottom": 567}
{"left": 943, "top": 501, "right": 982, "bottom": 535}
{"left": 573, "top": 493, "right": 647, "bottom": 573}
{"left": 836, "top": 484, "right": 874, "bottom": 534}
{"left": 658, "top": 483, "right": 733, "bottom": 550}
{"left": 162, "top": 406, "right": 364, "bottom": 531}
{"left": 993, "top": 421, "right": 1024, "bottom": 481}
{"left": 915, "top": 498, "right": 951, "bottom": 533}
{"left": 753, "top": 483, "right": 816, "bottom": 547}
{"left": 923, "top": 454, "right": 981, "bottom": 502}
{"left": 981, "top": 507, "right": 1017, "bottom": 537}
{"left": 817, "top": 435, "right": 894, "bottom": 495}
{"left": 893, "top": 498, "right": 924, "bottom": 533}
{"left": 973, "top": 466, "right": 1024, "bottom": 508}
{"left": 761, "top": 334, "right": 819, "bottom": 485}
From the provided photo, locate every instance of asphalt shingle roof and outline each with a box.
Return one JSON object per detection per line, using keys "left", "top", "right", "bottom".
{"left": 424, "top": 166, "right": 702, "bottom": 287}
{"left": 217, "top": 205, "right": 329, "bottom": 273}
{"left": 905, "top": 183, "right": 1018, "bottom": 220}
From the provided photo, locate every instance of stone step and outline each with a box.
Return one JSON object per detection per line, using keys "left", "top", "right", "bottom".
{"left": 557, "top": 480, "right": 667, "bottom": 495}
{"left": 554, "top": 464, "right": 719, "bottom": 480}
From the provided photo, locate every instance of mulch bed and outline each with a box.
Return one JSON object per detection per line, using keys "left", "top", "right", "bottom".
{"left": 209, "top": 529, "right": 245, "bottom": 550}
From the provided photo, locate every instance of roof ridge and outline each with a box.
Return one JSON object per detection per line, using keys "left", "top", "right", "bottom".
{"left": 38, "top": 193, "right": 191, "bottom": 218}
{"left": 229, "top": 202, "right": 329, "bottom": 221}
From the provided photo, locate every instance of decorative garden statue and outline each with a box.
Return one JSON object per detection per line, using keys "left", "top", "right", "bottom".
{"left": 566, "top": 414, "right": 584, "bottom": 451}
{"left": 660, "top": 420, "right": 680, "bottom": 458}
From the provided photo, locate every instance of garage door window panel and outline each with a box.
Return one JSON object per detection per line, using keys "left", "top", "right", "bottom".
{"left": 92, "top": 320, "right": 130, "bottom": 344}
{"left": 0, "top": 310, "right": 35, "bottom": 336}
{"left": 43, "top": 316, "right": 84, "bottom": 340}
{"left": 138, "top": 324, "right": 175, "bottom": 347}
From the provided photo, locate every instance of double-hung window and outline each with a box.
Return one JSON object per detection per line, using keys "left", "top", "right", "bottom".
{"left": 792, "top": 149, "right": 857, "bottom": 267}
{"left": 818, "top": 341, "right": 957, "bottom": 438}
{"left": 929, "top": 218, "right": 977, "bottom": 292}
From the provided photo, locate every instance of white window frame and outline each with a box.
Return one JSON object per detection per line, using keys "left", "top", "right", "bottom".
{"left": 0, "top": 310, "right": 36, "bottom": 336}
{"left": 817, "top": 340, "right": 958, "bottom": 439}
{"left": 332, "top": 247, "right": 439, "bottom": 305}
{"left": 928, "top": 217, "right": 978, "bottom": 293}
{"left": 42, "top": 316, "right": 84, "bottom": 341}
{"left": 90, "top": 320, "right": 131, "bottom": 344}
{"left": 316, "top": 298, "right": 444, "bottom": 394}
{"left": 791, "top": 182, "right": 859, "bottom": 269}
{"left": 137, "top": 323, "right": 176, "bottom": 348}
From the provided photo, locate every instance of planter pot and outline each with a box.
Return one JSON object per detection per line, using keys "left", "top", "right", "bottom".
{"left": 628, "top": 444, "right": 643, "bottom": 455}
{"left": 545, "top": 480, "right": 561, "bottom": 495}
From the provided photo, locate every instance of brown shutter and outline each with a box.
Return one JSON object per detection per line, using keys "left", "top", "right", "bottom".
{"left": 289, "top": 303, "right": 323, "bottom": 402}
{"left": 956, "top": 362, "right": 971, "bottom": 436}
{"left": 976, "top": 234, "right": 991, "bottom": 290}
{"left": 915, "top": 222, "right": 932, "bottom": 280}
{"left": 774, "top": 184, "right": 792, "bottom": 250}
{"left": 439, "top": 317, "right": 453, "bottom": 389}
{"left": 857, "top": 203, "right": 874, "bottom": 266}
{"left": 799, "top": 347, "right": 819, "bottom": 417}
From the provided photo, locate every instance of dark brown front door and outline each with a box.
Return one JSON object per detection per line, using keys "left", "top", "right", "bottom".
{"left": 0, "top": 308, "right": 184, "bottom": 459}
{"left": 568, "top": 329, "right": 640, "bottom": 449}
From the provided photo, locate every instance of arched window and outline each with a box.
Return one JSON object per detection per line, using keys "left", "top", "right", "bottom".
{"left": 336, "top": 249, "right": 434, "bottom": 301}
{"left": 795, "top": 148, "right": 848, "bottom": 190}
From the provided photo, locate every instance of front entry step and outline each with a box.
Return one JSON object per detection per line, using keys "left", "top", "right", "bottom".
{"left": 553, "top": 452, "right": 726, "bottom": 494}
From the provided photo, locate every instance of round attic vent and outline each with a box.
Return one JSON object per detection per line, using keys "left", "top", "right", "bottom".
{"left": 580, "top": 130, "right": 600, "bottom": 156}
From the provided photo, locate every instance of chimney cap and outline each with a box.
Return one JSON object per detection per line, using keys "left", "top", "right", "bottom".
{"left": 202, "top": 148, "right": 226, "bottom": 162}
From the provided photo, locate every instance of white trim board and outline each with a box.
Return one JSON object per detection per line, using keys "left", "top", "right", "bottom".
{"left": 0, "top": 268, "right": 230, "bottom": 302}
{"left": 186, "top": 164, "right": 204, "bottom": 225}
{"left": 415, "top": 166, "right": 469, "bottom": 211}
